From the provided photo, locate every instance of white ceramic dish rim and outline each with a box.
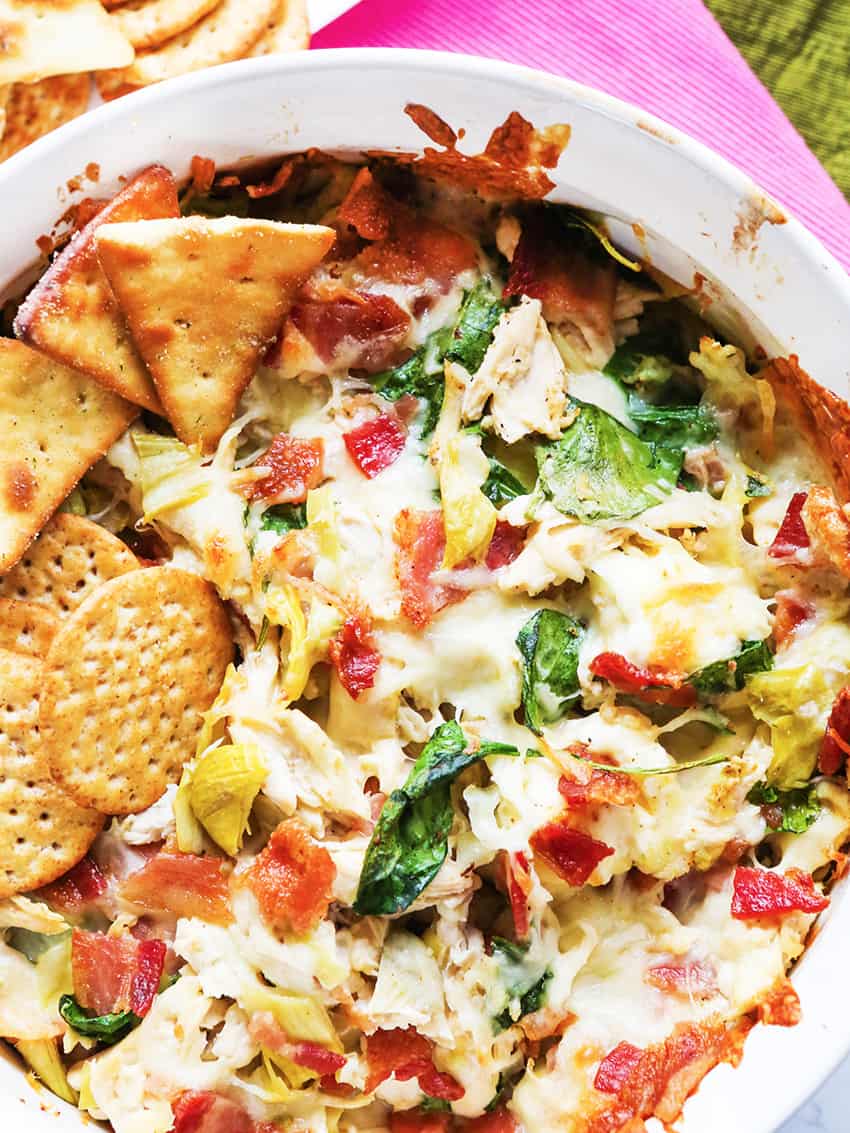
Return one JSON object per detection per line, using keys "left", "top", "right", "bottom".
{"left": 0, "top": 47, "right": 848, "bottom": 1133}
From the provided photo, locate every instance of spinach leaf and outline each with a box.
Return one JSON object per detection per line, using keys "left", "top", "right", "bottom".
{"left": 260, "top": 503, "right": 307, "bottom": 534}
{"left": 419, "top": 1097, "right": 452, "bottom": 1114}
{"left": 444, "top": 279, "right": 507, "bottom": 374}
{"left": 627, "top": 396, "right": 719, "bottom": 452}
{"left": 746, "top": 473, "right": 772, "bottom": 498}
{"left": 374, "top": 325, "right": 452, "bottom": 436}
{"left": 516, "top": 610, "right": 584, "bottom": 734}
{"left": 746, "top": 781, "right": 821, "bottom": 834}
{"left": 573, "top": 751, "right": 728, "bottom": 777}
{"left": 58, "top": 995, "right": 139, "bottom": 1045}
{"left": 535, "top": 401, "right": 680, "bottom": 522}
{"left": 603, "top": 325, "right": 683, "bottom": 386}
{"left": 181, "top": 184, "right": 251, "bottom": 219}
{"left": 482, "top": 457, "right": 528, "bottom": 507}
{"left": 353, "top": 721, "right": 518, "bottom": 916}
{"left": 689, "top": 639, "right": 773, "bottom": 697}
{"left": 491, "top": 937, "right": 552, "bottom": 1031}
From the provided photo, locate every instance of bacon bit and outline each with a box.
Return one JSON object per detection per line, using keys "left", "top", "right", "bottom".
{"left": 519, "top": 1005, "right": 576, "bottom": 1042}
{"left": 768, "top": 491, "right": 810, "bottom": 560}
{"left": 72, "top": 197, "right": 107, "bottom": 231}
{"left": 589, "top": 652, "right": 696, "bottom": 707}
{"left": 389, "top": 1111, "right": 452, "bottom": 1133}
{"left": 772, "top": 589, "right": 815, "bottom": 650}
{"left": 504, "top": 850, "right": 532, "bottom": 940}
{"left": 530, "top": 819, "right": 614, "bottom": 886}
{"left": 329, "top": 614, "right": 381, "bottom": 698}
{"left": 290, "top": 290, "right": 410, "bottom": 373}
{"left": 485, "top": 521, "right": 527, "bottom": 570}
{"left": 121, "top": 852, "right": 233, "bottom": 925}
{"left": 344, "top": 412, "right": 407, "bottom": 478}
{"left": 245, "top": 819, "right": 336, "bottom": 936}
{"left": 172, "top": 1091, "right": 257, "bottom": 1133}
{"left": 246, "top": 158, "right": 297, "bottom": 200}
{"left": 757, "top": 977, "right": 801, "bottom": 1027}
{"left": 394, "top": 508, "right": 466, "bottom": 629}
{"left": 587, "top": 1020, "right": 749, "bottom": 1130}
{"left": 594, "top": 1042, "right": 644, "bottom": 1094}
{"left": 802, "top": 485, "right": 850, "bottom": 577}
{"left": 338, "top": 167, "right": 396, "bottom": 241}
{"left": 36, "top": 856, "right": 107, "bottom": 913}
{"left": 319, "top": 1074, "right": 357, "bottom": 1097}
{"left": 464, "top": 1108, "right": 518, "bottom": 1133}
{"left": 731, "top": 866, "right": 828, "bottom": 920}
{"left": 71, "top": 929, "right": 165, "bottom": 1017}
{"left": 558, "top": 763, "right": 643, "bottom": 810}
{"left": 364, "top": 1028, "right": 464, "bottom": 1100}
{"left": 645, "top": 960, "right": 718, "bottom": 1000}
{"left": 248, "top": 1011, "right": 346, "bottom": 1076}
{"left": 819, "top": 686, "right": 850, "bottom": 775}
{"left": 290, "top": 1041, "right": 346, "bottom": 1076}
{"left": 504, "top": 209, "right": 617, "bottom": 333}
{"left": 189, "top": 155, "right": 216, "bottom": 195}
{"left": 247, "top": 434, "right": 324, "bottom": 503}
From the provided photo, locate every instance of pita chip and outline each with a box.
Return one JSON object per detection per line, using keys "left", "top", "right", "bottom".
{"left": 95, "top": 215, "right": 334, "bottom": 450}
{"left": 0, "top": 1, "right": 133, "bottom": 85}
{"left": 15, "top": 164, "right": 179, "bottom": 412}
{"left": 0, "top": 339, "right": 137, "bottom": 573}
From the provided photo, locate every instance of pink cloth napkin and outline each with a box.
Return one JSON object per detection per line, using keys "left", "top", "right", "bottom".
{"left": 314, "top": 0, "right": 850, "bottom": 273}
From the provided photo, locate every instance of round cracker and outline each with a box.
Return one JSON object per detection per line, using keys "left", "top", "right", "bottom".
{"left": 0, "top": 75, "right": 91, "bottom": 163}
{"left": 0, "top": 512, "right": 139, "bottom": 615}
{"left": 249, "top": 0, "right": 309, "bottom": 56}
{"left": 41, "top": 566, "right": 233, "bottom": 814}
{"left": 97, "top": 0, "right": 278, "bottom": 92}
{"left": 0, "top": 598, "right": 60, "bottom": 657}
{"left": 0, "top": 650, "right": 103, "bottom": 898}
{"left": 110, "top": 0, "right": 223, "bottom": 50}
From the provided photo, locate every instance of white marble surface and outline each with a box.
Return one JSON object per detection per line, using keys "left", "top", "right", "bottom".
{"left": 779, "top": 1052, "right": 850, "bottom": 1132}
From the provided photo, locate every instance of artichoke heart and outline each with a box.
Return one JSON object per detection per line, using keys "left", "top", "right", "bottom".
{"left": 16, "top": 1038, "right": 77, "bottom": 1105}
{"left": 188, "top": 742, "right": 267, "bottom": 856}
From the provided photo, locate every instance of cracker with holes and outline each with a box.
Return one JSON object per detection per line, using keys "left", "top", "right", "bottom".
{"left": 0, "top": 340, "right": 138, "bottom": 574}
{"left": 41, "top": 566, "right": 232, "bottom": 814}
{"left": 0, "top": 74, "right": 90, "bottom": 162}
{"left": 94, "top": 215, "right": 334, "bottom": 450}
{"left": 109, "top": 0, "right": 223, "bottom": 50}
{"left": 0, "top": 598, "right": 59, "bottom": 656}
{"left": 14, "top": 164, "right": 179, "bottom": 412}
{"left": 0, "top": 512, "right": 138, "bottom": 616}
{"left": 0, "top": 0, "right": 133, "bottom": 85}
{"left": 250, "top": 0, "right": 309, "bottom": 55}
{"left": 0, "top": 650, "right": 103, "bottom": 897}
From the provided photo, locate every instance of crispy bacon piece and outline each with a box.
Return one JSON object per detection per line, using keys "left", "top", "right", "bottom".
{"left": 757, "top": 977, "right": 801, "bottom": 1027}
{"left": 247, "top": 434, "right": 324, "bottom": 503}
{"left": 558, "top": 763, "right": 643, "bottom": 809}
{"left": 121, "top": 852, "right": 232, "bottom": 925}
{"left": 172, "top": 1092, "right": 259, "bottom": 1133}
{"left": 485, "top": 521, "right": 527, "bottom": 570}
{"left": 529, "top": 819, "right": 614, "bottom": 886}
{"left": 329, "top": 614, "right": 381, "bottom": 699}
{"left": 290, "top": 290, "right": 410, "bottom": 373}
{"left": 344, "top": 412, "right": 407, "bottom": 478}
{"left": 245, "top": 819, "right": 336, "bottom": 936}
{"left": 341, "top": 169, "right": 477, "bottom": 298}
{"left": 594, "top": 1042, "right": 644, "bottom": 1094}
{"left": 731, "top": 866, "right": 828, "bottom": 920}
{"left": 464, "top": 1110, "right": 518, "bottom": 1133}
{"left": 588, "top": 1020, "right": 749, "bottom": 1130}
{"left": 772, "top": 589, "right": 814, "bottom": 650}
{"left": 589, "top": 652, "right": 696, "bottom": 708}
{"left": 394, "top": 508, "right": 466, "bottom": 629}
{"left": 390, "top": 1112, "right": 452, "bottom": 1133}
{"left": 803, "top": 485, "right": 850, "bottom": 577}
{"left": 504, "top": 850, "right": 532, "bottom": 940}
{"left": 645, "top": 960, "right": 718, "bottom": 1000}
{"left": 364, "top": 1027, "right": 464, "bottom": 1100}
{"left": 71, "top": 929, "right": 165, "bottom": 1018}
{"left": 249, "top": 1011, "right": 346, "bottom": 1076}
{"left": 503, "top": 209, "right": 617, "bottom": 334}
{"left": 188, "top": 154, "right": 216, "bottom": 195}
{"left": 819, "top": 686, "right": 850, "bottom": 775}
{"left": 768, "top": 491, "right": 810, "bottom": 560}
{"left": 37, "top": 856, "right": 107, "bottom": 913}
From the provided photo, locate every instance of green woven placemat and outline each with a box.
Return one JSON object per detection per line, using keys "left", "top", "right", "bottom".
{"left": 707, "top": 0, "right": 849, "bottom": 199}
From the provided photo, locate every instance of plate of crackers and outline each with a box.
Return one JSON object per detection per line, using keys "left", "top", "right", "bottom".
{"left": 0, "top": 0, "right": 311, "bottom": 161}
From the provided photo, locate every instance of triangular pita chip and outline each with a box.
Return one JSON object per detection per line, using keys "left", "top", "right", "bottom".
{"left": 0, "top": 0, "right": 133, "bottom": 84}
{"left": 95, "top": 215, "right": 334, "bottom": 450}
{"left": 0, "top": 339, "right": 137, "bottom": 572}
{"left": 15, "top": 164, "right": 179, "bottom": 413}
